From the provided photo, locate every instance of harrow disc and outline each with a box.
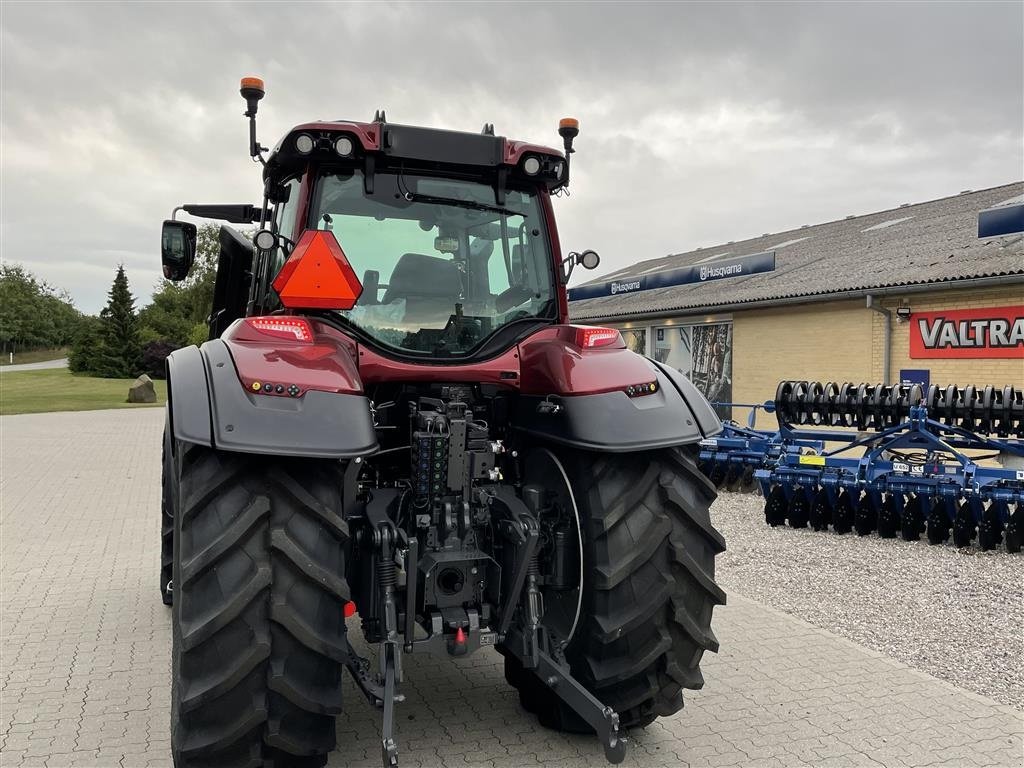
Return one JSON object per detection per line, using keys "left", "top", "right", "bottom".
{"left": 978, "top": 501, "right": 1005, "bottom": 551}
{"left": 773, "top": 380, "right": 1023, "bottom": 438}
{"left": 724, "top": 462, "right": 744, "bottom": 493}
{"left": 738, "top": 465, "right": 758, "bottom": 494}
{"left": 832, "top": 489, "right": 854, "bottom": 534}
{"left": 765, "top": 485, "right": 788, "bottom": 527}
{"left": 854, "top": 492, "right": 878, "bottom": 536}
{"left": 707, "top": 460, "right": 728, "bottom": 489}
{"left": 952, "top": 501, "right": 976, "bottom": 547}
{"left": 787, "top": 488, "right": 810, "bottom": 528}
{"left": 1006, "top": 507, "right": 1023, "bottom": 554}
{"left": 877, "top": 493, "right": 902, "bottom": 538}
{"left": 900, "top": 494, "right": 926, "bottom": 541}
{"left": 926, "top": 497, "right": 951, "bottom": 545}
{"left": 809, "top": 487, "right": 831, "bottom": 532}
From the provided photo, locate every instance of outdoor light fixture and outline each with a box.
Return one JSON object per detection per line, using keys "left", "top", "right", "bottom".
{"left": 896, "top": 305, "right": 912, "bottom": 322}
{"left": 254, "top": 229, "right": 276, "bottom": 250}
{"left": 335, "top": 136, "right": 354, "bottom": 156}
{"left": 295, "top": 134, "right": 314, "bottom": 154}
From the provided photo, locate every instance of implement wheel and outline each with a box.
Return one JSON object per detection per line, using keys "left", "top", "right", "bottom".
{"left": 831, "top": 490, "right": 854, "bottom": 534}
{"left": 854, "top": 493, "right": 877, "bottom": 537}
{"left": 978, "top": 502, "right": 1004, "bottom": 552}
{"left": 765, "top": 485, "right": 787, "bottom": 527}
{"left": 171, "top": 444, "right": 349, "bottom": 768}
{"left": 504, "top": 446, "right": 725, "bottom": 732}
{"left": 926, "top": 498, "right": 951, "bottom": 545}
{"left": 901, "top": 495, "right": 925, "bottom": 541}
{"left": 952, "top": 501, "right": 975, "bottom": 548}
{"left": 808, "top": 487, "right": 830, "bottom": 532}
{"left": 1006, "top": 508, "right": 1023, "bottom": 554}
{"left": 787, "top": 489, "right": 810, "bottom": 529}
{"left": 878, "top": 494, "right": 902, "bottom": 539}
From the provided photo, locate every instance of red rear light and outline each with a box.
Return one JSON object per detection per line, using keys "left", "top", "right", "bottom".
{"left": 246, "top": 316, "right": 314, "bottom": 343}
{"left": 574, "top": 326, "right": 623, "bottom": 349}
{"left": 272, "top": 229, "right": 363, "bottom": 310}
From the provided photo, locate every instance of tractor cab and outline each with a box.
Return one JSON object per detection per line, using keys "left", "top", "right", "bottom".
{"left": 163, "top": 77, "right": 595, "bottom": 361}
{"left": 269, "top": 145, "right": 559, "bottom": 357}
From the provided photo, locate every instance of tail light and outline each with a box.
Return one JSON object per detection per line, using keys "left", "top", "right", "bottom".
{"left": 245, "top": 316, "right": 314, "bottom": 343}
{"left": 574, "top": 326, "right": 624, "bottom": 349}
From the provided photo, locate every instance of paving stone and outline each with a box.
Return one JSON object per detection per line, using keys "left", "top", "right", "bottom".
{"left": 1, "top": 409, "right": 1022, "bottom": 768}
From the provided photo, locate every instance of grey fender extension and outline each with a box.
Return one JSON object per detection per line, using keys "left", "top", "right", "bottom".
{"left": 166, "top": 339, "right": 378, "bottom": 459}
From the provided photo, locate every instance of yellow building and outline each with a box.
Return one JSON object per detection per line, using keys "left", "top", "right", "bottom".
{"left": 569, "top": 183, "right": 1023, "bottom": 426}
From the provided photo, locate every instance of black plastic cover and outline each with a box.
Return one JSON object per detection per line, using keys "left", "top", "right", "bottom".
{"left": 648, "top": 359, "right": 724, "bottom": 439}
{"left": 514, "top": 367, "right": 709, "bottom": 453}
{"left": 385, "top": 124, "right": 503, "bottom": 167}
{"left": 165, "top": 344, "right": 213, "bottom": 447}
{"left": 181, "top": 204, "right": 262, "bottom": 224}
{"left": 208, "top": 226, "right": 253, "bottom": 339}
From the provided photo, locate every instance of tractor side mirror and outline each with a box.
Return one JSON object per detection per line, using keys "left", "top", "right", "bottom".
{"left": 161, "top": 220, "right": 197, "bottom": 282}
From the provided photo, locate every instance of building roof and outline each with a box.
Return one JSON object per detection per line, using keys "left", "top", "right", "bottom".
{"left": 569, "top": 182, "right": 1024, "bottom": 321}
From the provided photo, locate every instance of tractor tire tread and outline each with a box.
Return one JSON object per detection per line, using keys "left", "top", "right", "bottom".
{"left": 171, "top": 446, "right": 346, "bottom": 768}
{"left": 506, "top": 447, "right": 724, "bottom": 730}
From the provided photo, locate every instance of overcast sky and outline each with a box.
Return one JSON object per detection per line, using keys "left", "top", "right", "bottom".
{"left": 2, "top": 1, "right": 1021, "bottom": 314}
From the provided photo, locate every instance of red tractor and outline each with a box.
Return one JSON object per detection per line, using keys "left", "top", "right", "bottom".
{"left": 160, "top": 77, "right": 726, "bottom": 768}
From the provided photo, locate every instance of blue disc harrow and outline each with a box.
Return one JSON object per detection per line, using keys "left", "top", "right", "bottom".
{"left": 699, "top": 382, "right": 1024, "bottom": 552}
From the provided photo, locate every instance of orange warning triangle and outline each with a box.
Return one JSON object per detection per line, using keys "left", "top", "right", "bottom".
{"left": 272, "top": 229, "right": 363, "bottom": 310}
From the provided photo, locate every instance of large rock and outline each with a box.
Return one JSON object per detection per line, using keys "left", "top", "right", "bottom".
{"left": 128, "top": 374, "right": 156, "bottom": 404}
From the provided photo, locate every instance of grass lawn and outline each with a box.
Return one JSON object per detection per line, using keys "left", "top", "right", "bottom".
{"left": 0, "top": 348, "right": 69, "bottom": 366}
{"left": 0, "top": 368, "right": 166, "bottom": 416}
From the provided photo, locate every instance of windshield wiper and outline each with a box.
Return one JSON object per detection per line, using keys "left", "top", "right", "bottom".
{"left": 402, "top": 191, "right": 525, "bottom": 219}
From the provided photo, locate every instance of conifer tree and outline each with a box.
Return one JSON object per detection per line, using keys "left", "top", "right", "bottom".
{"left": 96, "top": 265, "right": 142, "bottom": 378}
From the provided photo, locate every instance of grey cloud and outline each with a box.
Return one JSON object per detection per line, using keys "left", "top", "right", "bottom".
{"left": 1, "top": 1, "right": 1020, "bottom": 313}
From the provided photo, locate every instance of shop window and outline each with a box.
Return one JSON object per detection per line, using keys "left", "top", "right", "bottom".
{"left": 620, "top": 328, "right": 647, "bottom": 355}
{"left": 654, "top": 323, "right": 733, "bottom": 419}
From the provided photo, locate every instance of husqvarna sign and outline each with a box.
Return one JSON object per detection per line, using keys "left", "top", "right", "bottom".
{"left": 569, "top": 251, "right": 775, "bottom": 301}
{"left": 910, "top": 305, "right": 1024, "bottom": 359}
{"left": 610, "top": 280, "right": 642, "bottom": 295}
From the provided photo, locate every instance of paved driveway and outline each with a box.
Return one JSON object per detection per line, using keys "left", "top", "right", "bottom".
{"left": 0, "top": 358, "right": 69, "bottom": 372}
{"left": 1, "top": 409, "right": 1021, "bottom": 768}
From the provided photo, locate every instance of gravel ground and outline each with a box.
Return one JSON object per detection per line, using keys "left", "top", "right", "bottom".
{"left": 711, "top": 491, "right": 1024, "bottom": 710}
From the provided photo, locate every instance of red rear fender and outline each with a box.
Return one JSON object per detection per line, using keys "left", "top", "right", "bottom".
{"left": 222, "top": 318, "right": 363, "bottom": 398}
{"left": 518, "top": 326, "right": 657, "bottom": 396}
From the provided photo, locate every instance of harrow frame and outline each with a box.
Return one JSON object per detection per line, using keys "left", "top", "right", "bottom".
{"left": 700, "top": 383, "right": 1024, "bottom": 551}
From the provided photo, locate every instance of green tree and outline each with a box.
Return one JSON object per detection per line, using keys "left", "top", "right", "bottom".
{"left": 95, "top": 265, "right": 142, "bottom": 378}
{"left": 68, "top": 316, "right": 104, "bottom": 374}
{"left": 139, "top": 223, "right": 225, "bottom": 345}
{"left": 0, "top": 263, "right": 83, "bottom": 353}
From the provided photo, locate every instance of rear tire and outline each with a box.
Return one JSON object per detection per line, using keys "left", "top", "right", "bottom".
{"left": 161, "top": 416, "right": 175, "bottom": 606}
{"left": 503, "top": 446, "right": 726, "bottom": 731}
{"left": 171, "top": 444, "right": 349, "bottom": 768}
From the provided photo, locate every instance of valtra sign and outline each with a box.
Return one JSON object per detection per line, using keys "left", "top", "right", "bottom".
{"left": 909, "top": 305, "right": 1024, "bottom": 359}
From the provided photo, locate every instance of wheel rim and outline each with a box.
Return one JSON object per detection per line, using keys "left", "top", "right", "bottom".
{"left": 523, "top": 448, "right": 584, "bottom": 646}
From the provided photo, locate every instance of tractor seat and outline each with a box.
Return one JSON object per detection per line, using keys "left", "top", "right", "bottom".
{"left": 382, "top": 253, "right": 462, "bottom": 325}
